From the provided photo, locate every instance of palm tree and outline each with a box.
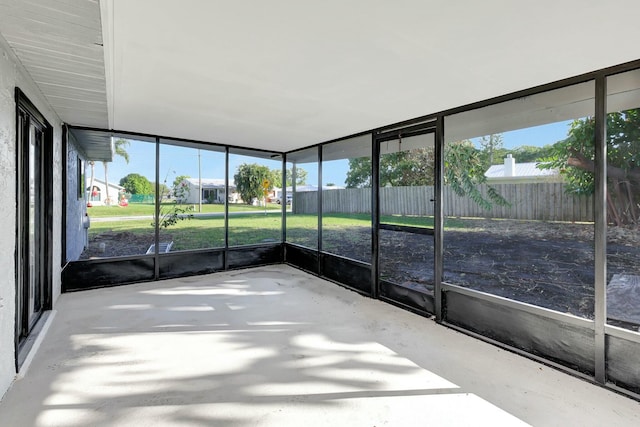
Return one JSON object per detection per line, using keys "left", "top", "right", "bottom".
{"left": 88, "top": 160, "right": 95, "bottom": 206}
{"left": 103, "top": 138, "right": 130, "bottom": 206}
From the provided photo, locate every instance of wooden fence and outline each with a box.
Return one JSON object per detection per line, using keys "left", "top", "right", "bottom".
{"left": 293, "top": 183, "right": 594, "bottom": 222}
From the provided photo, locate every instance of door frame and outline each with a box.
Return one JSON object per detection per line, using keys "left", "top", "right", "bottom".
{"left": 372, "top": 119, "right": 443, "bottom": 314}
{"left": 14, "top": 88, "right": 53, "bottom": 370}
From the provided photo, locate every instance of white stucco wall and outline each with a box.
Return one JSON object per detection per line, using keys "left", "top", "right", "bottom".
{"left": 0, "top": 36, "right": 63, "bottom": 400}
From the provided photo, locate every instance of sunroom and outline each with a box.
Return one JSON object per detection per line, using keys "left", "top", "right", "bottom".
{"left": 1, "top": 1, "right": 640, "bottom": 424}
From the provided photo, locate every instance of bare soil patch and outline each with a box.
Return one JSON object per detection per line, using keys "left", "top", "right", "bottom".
{"left": 80, "top": 219, "right": 640, "bottom": 322}
{"left": 332, "top": 219, "right": 640, "bottom": 319}
{"left": 81, "top": 231, "right": 174, "bottom": 258}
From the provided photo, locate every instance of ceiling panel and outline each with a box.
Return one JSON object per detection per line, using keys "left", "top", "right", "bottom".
{"left": 0, "top": 0, "right": 107, "bottom": 128}
{"left": 105, "top": 0, "right": 640, "bottom": 152}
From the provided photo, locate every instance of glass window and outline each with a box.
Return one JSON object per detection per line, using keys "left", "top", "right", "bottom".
{"left": 322, "top": 134, "right": 372, "bottom": 263}
{"left": 83, "top": 137, "right": 157, "bottom": 258}
{"left": 286, "top": 147, "right": 319, "bottom": 249}
{"left": 605, "top": 69, "right": 640, "bottom": 331}
{"left": 159, "top": 139, "right": 226, "bottom": 251}
{"left": 444, "top": 81, "right": 596, "bottom": 318}
{"left": 228, "top": 148, "right": 282, "bottom": 246}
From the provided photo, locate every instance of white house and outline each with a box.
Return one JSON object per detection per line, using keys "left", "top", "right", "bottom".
{"left": 178, "top": 178, "right": 238, "bottom": 204}
{"left": 86, "top": 178, "right": 125, "bottom": 206}
{"left": 485, "top": 154, "right": 563, "bottom": 184}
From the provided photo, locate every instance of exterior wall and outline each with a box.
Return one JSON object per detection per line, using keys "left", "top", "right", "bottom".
{"left": 0, "top": 36, "right": 63, "bottom": 399}
{"left": 66, "top": 137, "right": 87, "bottom": 261}
{"left": 183, "top": 181, "right": 227, "bottom": 204}
{"left": 183, "top": 181, "right": 200, "bottom": 204}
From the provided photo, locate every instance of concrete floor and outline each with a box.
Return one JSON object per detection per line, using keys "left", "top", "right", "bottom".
{"left": 1, "top": 265, "right": 638, "bottom": 426}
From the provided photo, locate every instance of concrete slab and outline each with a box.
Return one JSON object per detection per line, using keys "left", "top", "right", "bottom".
{"left": 0, "top": 265, "right": 638, "bottom": 426}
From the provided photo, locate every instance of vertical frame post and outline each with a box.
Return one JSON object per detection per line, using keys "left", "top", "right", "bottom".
{"left": 318, "top": 145, "right": 323, "bottom": 275}
{"left": 154, "top": 137, "right": 160, "bottom": 280}
{"left": 282, "top": 153, "right": 287, "bottom": 244}
{"left": 594, "top": 75, "right": 607, "bottom": 383}
{"left": 371, "top": 132, "right": 380, "bottom": 298}
{"left": 224, "top": 147, "right": 230, "bottom": 270}
{"left": 434, "top": 116, "right": 445, "bottom": 321}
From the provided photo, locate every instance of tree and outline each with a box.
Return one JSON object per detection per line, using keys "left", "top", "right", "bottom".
{"left": 103, "top": 138, "right": 130, "bottom": 205}
{"left": 479, "top": 133, "right": 504, "bottom": 166}
{"left": 87, "top": 160, "right": 96, "bottom": 205}
{"left": 344, "top": 142, "right": 508, "bottom": 209}
{"left": 345, "top": 149, "right": 436, "bottom": 188}
{"left": 156, "top": 183, "right": 170, "bottom": 198}
{"left": 119, "top": 173, "right": 153, "bottom": 195}
{"left": 345, "top": 157, "right": 372, "bottom": 188}
{"left": 483, "top": 145, "right": 554, "bottom": 166}
{"left": 445, "top": 140, "right": 508, "bottom": 210}
{"left": 234, "top": 163, "right": 273, "bottom": 204}
{"left": 171, "top": 175, "right": 191, "bottom": 202}
{"left": 540, "top": 109, "right": 640, "bottom": 226}
{"left": 269, "top": 167, "right": 307, "bottom": 188}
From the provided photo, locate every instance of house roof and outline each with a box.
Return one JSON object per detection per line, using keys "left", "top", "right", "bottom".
{"left": 1, "top": 1, "right": 640, "bottom": 153}
{"left": 485, "top": 162, "right": 558, "bottom": 179}
{"left": 91, "top": 178, "right": 124, "bottom": 190}
{"left": 184, "top": 178, "right": 236, "bottom": 189}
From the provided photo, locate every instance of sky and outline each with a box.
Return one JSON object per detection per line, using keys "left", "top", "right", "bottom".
{"left": 91, "top": 121, "right": 572, "bottom": 189}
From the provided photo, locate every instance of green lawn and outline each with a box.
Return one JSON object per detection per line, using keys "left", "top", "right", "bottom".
{"left": 89, "top": 212, "right": 468, "bottom": 252}
{"left": 87, "top": 202, "right": 282, "bottom": 217}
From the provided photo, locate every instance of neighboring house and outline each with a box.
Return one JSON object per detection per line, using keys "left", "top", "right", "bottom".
{"left": 87, "top": 178, "right": 126, "bottom": 206}
{"left": 179, "top": 178, "right": 239, "bottom": 204}
{"left": 485, "top": 154, "right": 563, "bottom": 184}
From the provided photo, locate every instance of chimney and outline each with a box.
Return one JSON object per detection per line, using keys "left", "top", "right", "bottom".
{"left": 504, "top": 154, "right": 516, "bottom": 177}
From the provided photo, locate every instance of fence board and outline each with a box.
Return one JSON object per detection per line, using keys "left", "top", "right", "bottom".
{"left": 294, "top": 183, "right": 594, "bottom": 222}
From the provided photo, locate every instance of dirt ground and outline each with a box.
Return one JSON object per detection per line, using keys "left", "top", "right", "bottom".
{"left": 332, "top": 219, "right": 640, "bottom": 320}
{"left": 81, "top": 231, "right": 173, "bottom": 258}
{"left": 80, "top": 219, "right": 640, "bottom": 321}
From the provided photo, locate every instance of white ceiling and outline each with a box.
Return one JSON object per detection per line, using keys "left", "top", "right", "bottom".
{"left": 2, "top": 1, "right": 640, "bottom": 153}
{"left": 0, "top": 0, "right": 107, "bottom": 128}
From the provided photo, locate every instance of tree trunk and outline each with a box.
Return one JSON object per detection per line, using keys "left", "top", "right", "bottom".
{"left": 103, "top": 161, "right": 111, "bottom": 206}
{"left": 88, "top": 161, "right": 95, "bottom": 204}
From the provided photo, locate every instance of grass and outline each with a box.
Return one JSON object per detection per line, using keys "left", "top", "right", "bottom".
{"left": 87, "top": 202, "right": 282, "bottom": 217}
{"left": 88, "top": 212, "right": 470, "bottom": 251}
{"left": 89, "top": 213, "right": 282, "bottom": 249}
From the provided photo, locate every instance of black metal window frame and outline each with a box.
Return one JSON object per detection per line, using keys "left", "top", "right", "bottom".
{"left": 15, "top": 87, "right": 53, "bottom": 371}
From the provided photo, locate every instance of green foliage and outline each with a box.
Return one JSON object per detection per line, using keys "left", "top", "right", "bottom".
{"left": 539, "top": 109, "right": 640, "bottom": 225}
{"left": 153, "top": 204, "right": 194, "bottom": 229}
{"left": 381, "top": 148, "right": 436, "bottom": 187}
{"left": 270, "top": 167, "right": 308, "bottom": 189}
{"left": 479, "top": 133, "right": 503, "bottom": 166}
{"left": 507, "top": 145, "right": 555, "bottom": 163}
{"left": 119, "top": 173, "right": 153, "bottom": 195}
{"left": 173, "top": 175, "right": 190, "bottom": 189}
{"left": 344, "top": 142, "right": 507, "bottom": 210}
{"left": 445, "top": 140, "right": 509, "bottom": 210}
{"left": 345, "top": 157, "right": 372, "bottom": 188}
{"left": 346, "top": 149, "right": 437, "bottom": 188}
{"left": 113, "top": 139, "right": 130, "bottom": 163}
{"left": 234, "top": 163, "right": 273, "bottom": 204}
{"left": 171, "top": 175, "right": 191, "bottom": 202}
{"left": 156, "top": 183, "right": 170, "bottom": 198}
